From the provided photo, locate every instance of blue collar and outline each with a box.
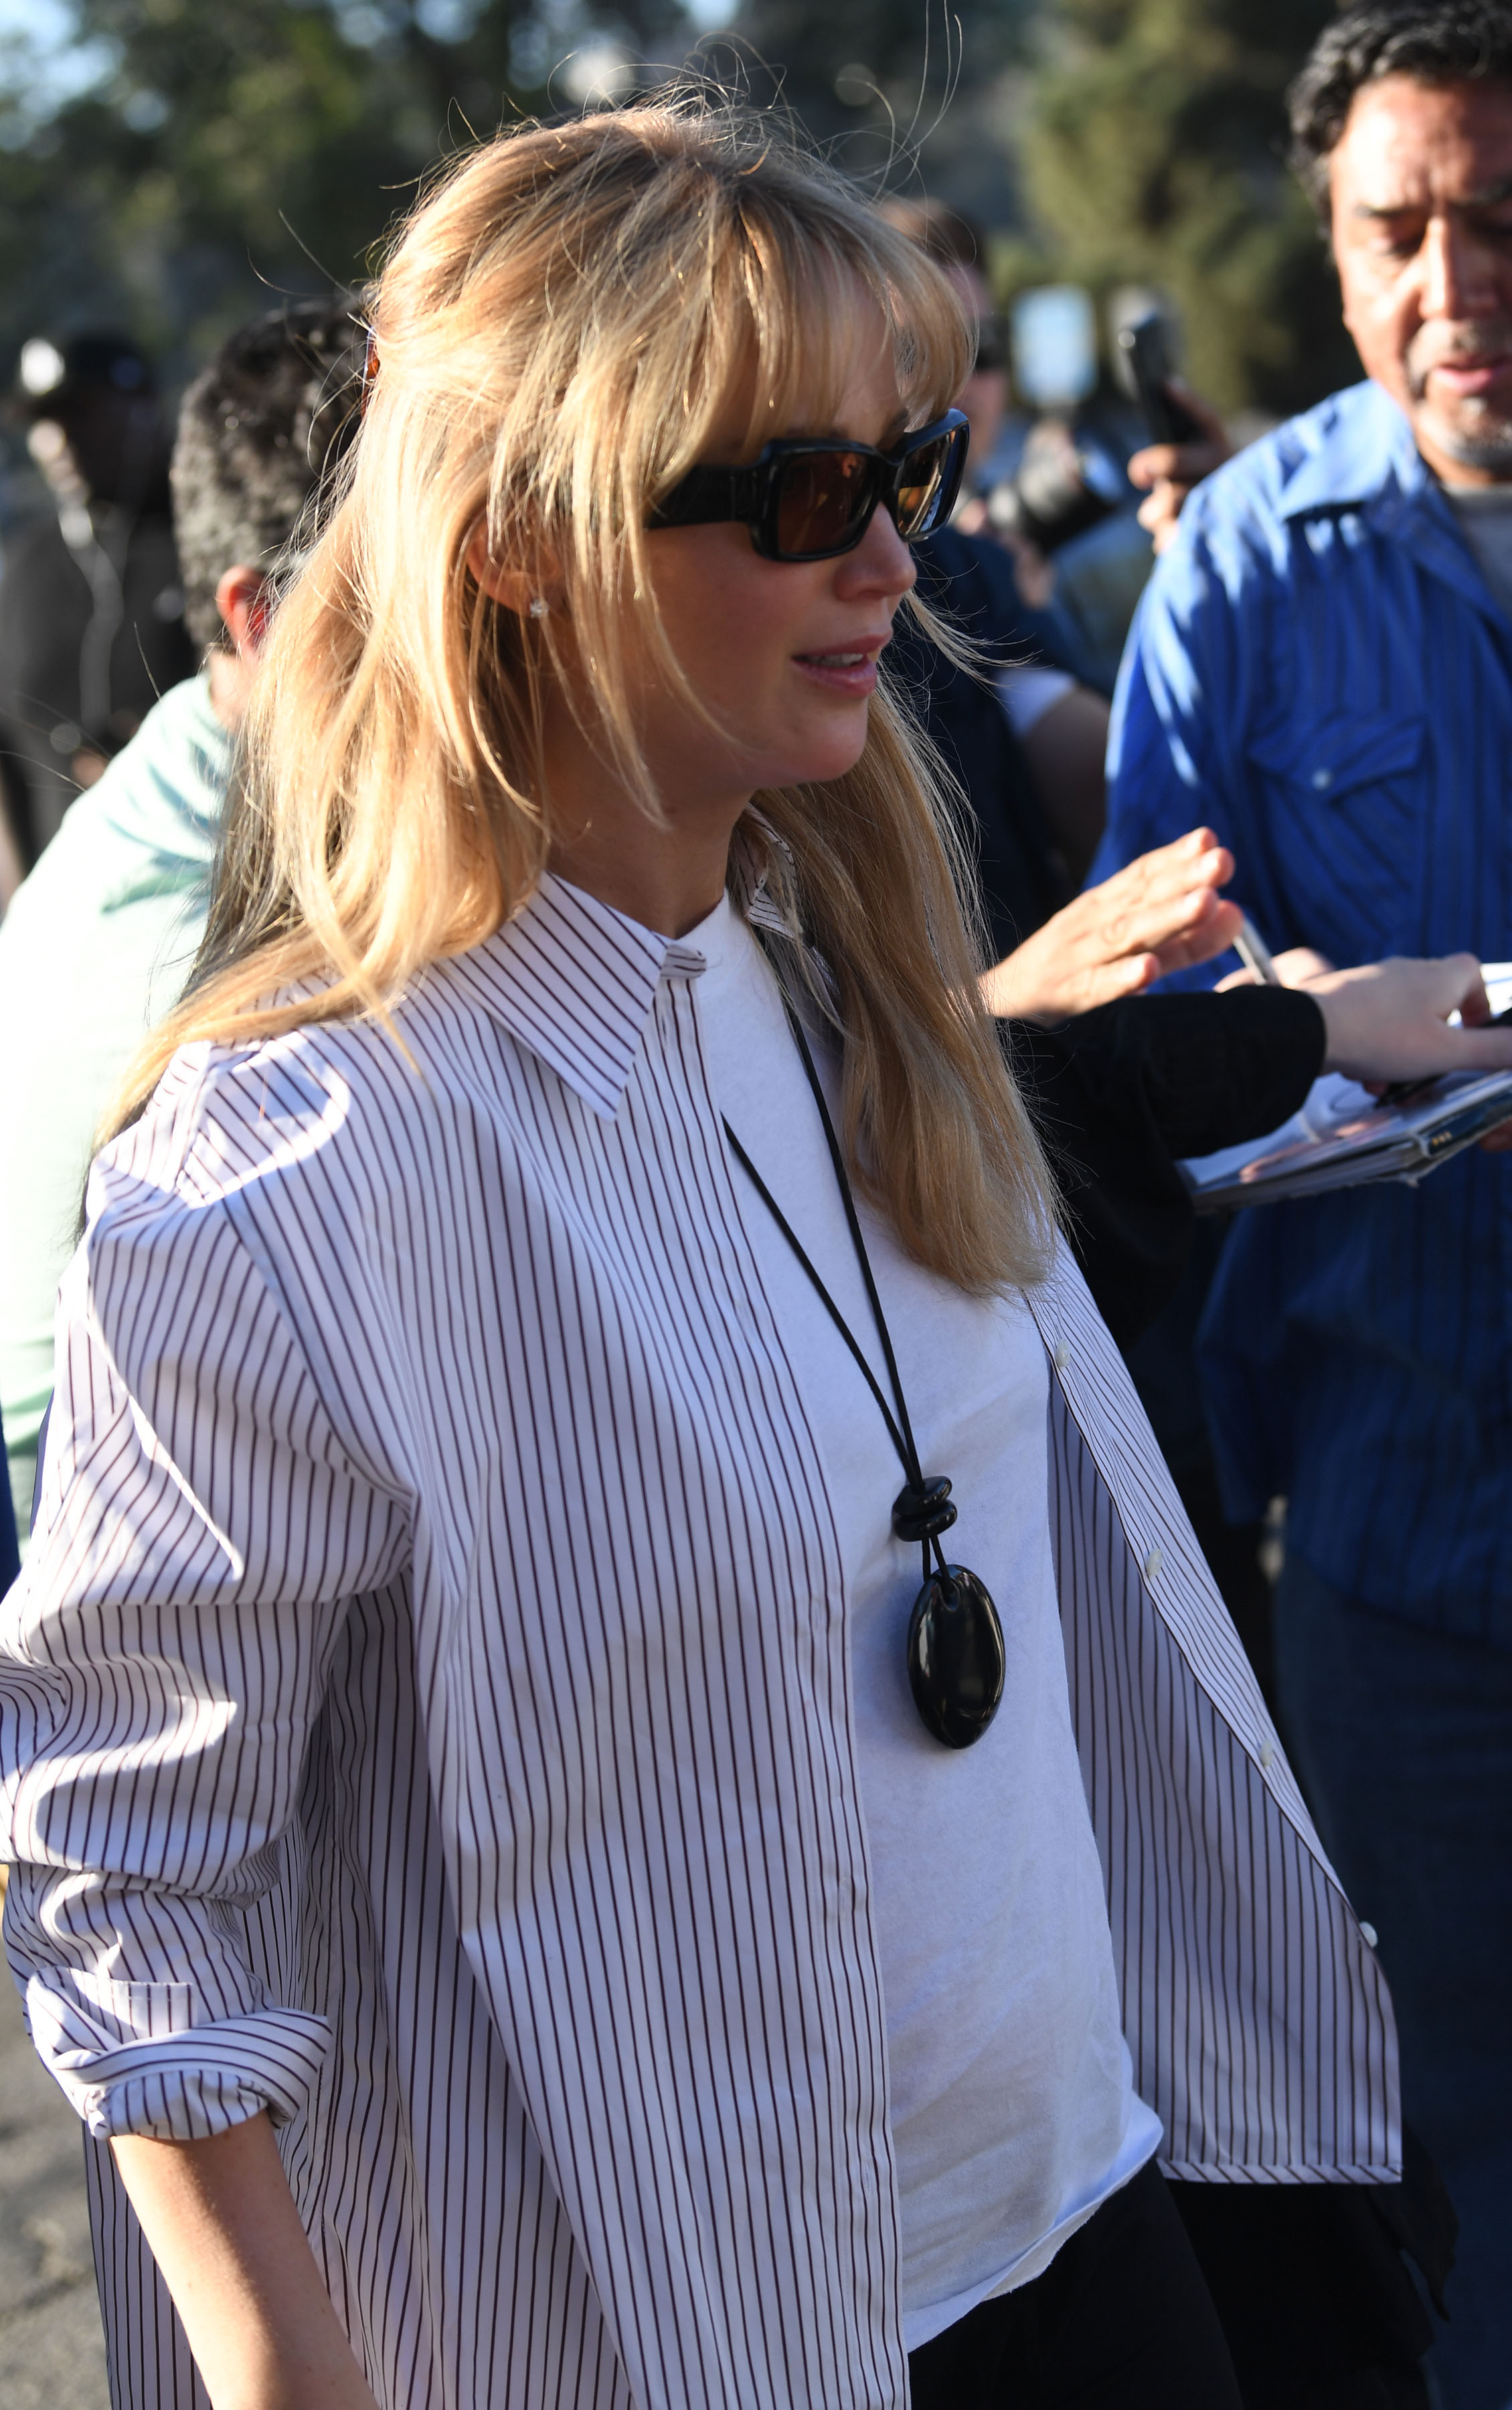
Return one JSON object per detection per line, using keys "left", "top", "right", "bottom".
{"left": 1277, "top": 379, "right": 1511, "bottom": 626}
{"left": 1276, "top": 382, "right": 1426, "bottom": 520}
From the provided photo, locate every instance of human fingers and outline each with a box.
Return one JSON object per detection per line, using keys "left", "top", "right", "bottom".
{"left": 1128, "top": 440, "right": 1228, "bottom": 491}
{"left": 991, "top": 831, "right": 1235, "bottom": 1020}
{"left": 1309, "top": 957, "right": 1512, "bottom": 1082}
{"left": 979, "top": 914, "right": 1160, "bottom": 1022}
{"left": 1090, "top": 827, "right": 1232, "bottom": 919}
{"left": 1437, "top": 1016, "right": 1512, "bottom": 1070}
{"left": 1063, "top": 951, "right": 1164, "bottom": 1013}
{"left": 1089, "top": 884, "right": 1213, "bottom": 966}
{"left": 1092, "top": 852, "right": 1234, "bottom": 961}
{"left": 1136, "top": 483, "right": 1189, "bottom": 550}
{"left": 1436, "top": 952, "right": 1493, "bottom": 1024}
{"left": 1128, "top": 444, "right": 1179, "bottom": 491}
{"left": 1272, "top": 946, "right": 1335, "bottom": 985}
{"left": 1385, "top": 952, "right": 1503, "bottom": 1045}
{"left": 1479, "top": 1118, "right": 1512, "bottom": 1151}
{"left": 1153, "top": 897, "right": 1246, "bottom": 973}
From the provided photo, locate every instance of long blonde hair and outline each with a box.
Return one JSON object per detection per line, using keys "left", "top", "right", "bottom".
{"left": 114, "top": 96, "right": 1055, "bottom": 1295}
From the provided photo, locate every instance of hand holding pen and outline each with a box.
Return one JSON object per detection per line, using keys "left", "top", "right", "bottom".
{"left": 1225, "top": 916, "right": 1512, "bottom": 1103}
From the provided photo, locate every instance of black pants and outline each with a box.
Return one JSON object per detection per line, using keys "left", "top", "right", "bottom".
{"left": 908, "top": 2162, "right": 1242, "bottom": 2410}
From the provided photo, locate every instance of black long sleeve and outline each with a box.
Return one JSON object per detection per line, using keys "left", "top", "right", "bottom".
{"left": 1009, "top": 987, "right": 1326, "bottom": 1350}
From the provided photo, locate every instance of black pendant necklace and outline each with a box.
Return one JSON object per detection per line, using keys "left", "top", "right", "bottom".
{"left": 724, "top": 995, "right": 1005, "bottom": 1751}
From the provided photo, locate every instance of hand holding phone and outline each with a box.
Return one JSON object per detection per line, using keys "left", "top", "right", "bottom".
{"left": 1119, "top": 318, "right": 1234, "bottom": 553}
{"left": 1117, "top": 315, "right": 1205, "bottom": 445}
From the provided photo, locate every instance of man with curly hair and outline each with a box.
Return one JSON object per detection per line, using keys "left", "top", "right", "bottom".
{"left": 1096, "top": 9, "right": 1512, "bottom": 2400}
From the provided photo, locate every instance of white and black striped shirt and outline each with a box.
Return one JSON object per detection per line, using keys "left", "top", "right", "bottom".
{"left": 1, "top": 874, "right": 1398, "bottom": 2410}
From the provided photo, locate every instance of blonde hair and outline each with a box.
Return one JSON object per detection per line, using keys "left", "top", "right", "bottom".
{"left": 114, "top": 96, "right": 1055, "bottom": 1295}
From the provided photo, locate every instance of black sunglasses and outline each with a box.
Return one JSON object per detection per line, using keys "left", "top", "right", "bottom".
{"left": 649, "top": 408, "right": 970, "bottom": 563}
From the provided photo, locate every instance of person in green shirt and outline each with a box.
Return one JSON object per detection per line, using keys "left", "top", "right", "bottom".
{"left": 0, "top": 298, "right": 365, "bottom": 1539}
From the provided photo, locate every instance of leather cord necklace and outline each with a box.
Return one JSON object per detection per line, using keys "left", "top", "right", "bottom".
{"left": 724, "top": 993, "right": 1005, "bottom": 1750}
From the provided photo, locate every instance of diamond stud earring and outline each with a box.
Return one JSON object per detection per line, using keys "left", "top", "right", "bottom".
{"left": 528, "top": 595, "right": 550, "bottom": 619}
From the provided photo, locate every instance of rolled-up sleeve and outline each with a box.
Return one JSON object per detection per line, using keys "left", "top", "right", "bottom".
{"left": 0, "top": 1129, "right": 406, "bottom": 2142}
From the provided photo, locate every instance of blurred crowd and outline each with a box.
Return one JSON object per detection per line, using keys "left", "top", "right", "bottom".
{"left": 1, "top": 4, "right": 1511, "bottom": 2409}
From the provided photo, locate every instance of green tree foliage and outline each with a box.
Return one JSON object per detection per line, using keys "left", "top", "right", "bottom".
{"left": 1020, "top": 0, "right": 1361, "bottom": 413}
{"left": 0, "top": 0, "right": 695, "bottom": 374}
{"left": 728, "top": 0, "right": 1025, "bottom": 136}
{"left": 720, "top": 0, "right": 1033, "bottom": 220}
{"left": 0, "top": 0, "right": 1363, "bottom": 418}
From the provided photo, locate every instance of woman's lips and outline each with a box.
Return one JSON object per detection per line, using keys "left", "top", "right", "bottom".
{"left": 792, "top": 646, "right": 882, "bottom": 696}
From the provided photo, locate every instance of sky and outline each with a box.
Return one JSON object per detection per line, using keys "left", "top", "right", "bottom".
{"left": 0, "top": 1, "right": 113, "bottom": 112}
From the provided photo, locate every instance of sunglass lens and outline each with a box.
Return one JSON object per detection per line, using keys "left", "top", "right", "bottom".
{"left": 775, "top": 451, "right": 875, "bottom": 558}
{"left": 894, "top": 433, "right": 956, "bottom": 538}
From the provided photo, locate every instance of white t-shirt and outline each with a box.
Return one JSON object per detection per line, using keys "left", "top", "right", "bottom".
{"left": 996, "top": 662, "right": 1076, "bottom": 738}
{"left": 1443, "top": 479, "right": 1512, "bottom": 622}
{"left": 688, "top": 896, "right": 1161, "bottom": 2351}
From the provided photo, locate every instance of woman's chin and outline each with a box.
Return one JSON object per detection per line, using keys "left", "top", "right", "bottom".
{"left": 771, "top": 714, "right": 873, "bottom": 791}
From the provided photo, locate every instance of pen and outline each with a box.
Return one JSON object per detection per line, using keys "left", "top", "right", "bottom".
{"left": 1234, "top": 914, "right": 1279, "bottom": 986}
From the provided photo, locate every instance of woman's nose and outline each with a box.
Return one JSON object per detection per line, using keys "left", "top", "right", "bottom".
{"left": 835, "top": 502, "right": 918, "bottom": 602}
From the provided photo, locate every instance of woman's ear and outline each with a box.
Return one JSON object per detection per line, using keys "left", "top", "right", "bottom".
{"left": 467, "top": 524, "right": 560, "bottom": 620}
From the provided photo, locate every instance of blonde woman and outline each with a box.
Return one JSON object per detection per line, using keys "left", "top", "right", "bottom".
{"left": 2, "top": 105, "right": 1398, "bottom": 2410}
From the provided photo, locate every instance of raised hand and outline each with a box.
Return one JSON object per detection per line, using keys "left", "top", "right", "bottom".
{"left": 981, "top": 827, "right": 1240, "bottom": 1023}
{"left": 1127, "top": 384, "right": 1234, "bottom": 555}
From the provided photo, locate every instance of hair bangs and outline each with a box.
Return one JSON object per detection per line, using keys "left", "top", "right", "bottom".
{"left": 108, "top": 94, "right": 1056, "bottom": 1301}
{"left": 648, "top": 185, "right": 973, "bottom": 489}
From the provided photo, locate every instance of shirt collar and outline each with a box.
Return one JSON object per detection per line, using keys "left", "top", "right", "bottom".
{"left": 443, "top": 869, "right": 792, "bottom": 1121}
{"left": 1276, "top": 380, "right": 1427, "bottom": 521}
{"left": 1273, "top": 377, "right": 1512, "bottom": 625}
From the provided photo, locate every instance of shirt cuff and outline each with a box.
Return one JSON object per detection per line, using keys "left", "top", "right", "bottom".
{"left": 25, "top": 1980, "right": 332, "bottom": 2142}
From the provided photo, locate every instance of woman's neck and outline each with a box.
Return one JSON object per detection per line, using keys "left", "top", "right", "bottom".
{"left": 548, "top": 813, "right": 735, "bottom": 939}
{"left": 541, "top": 704, "right": 750, "bottom": 940}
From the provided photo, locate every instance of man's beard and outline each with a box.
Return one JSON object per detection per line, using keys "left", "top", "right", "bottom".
{"left": 1428, "top": 404, "right": 1512, "bottom": 472}
{"left": 1406, "top": 322, "right": 1512, "bottom": 473}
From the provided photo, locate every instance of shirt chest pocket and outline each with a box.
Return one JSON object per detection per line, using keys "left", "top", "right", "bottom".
{"left": 1246, "top": 712, "right": 1427, "bottom": 959}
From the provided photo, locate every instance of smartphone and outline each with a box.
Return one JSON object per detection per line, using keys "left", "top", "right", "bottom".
{"left": 1116, "top": 314, "right": 1203, "bottom": 446}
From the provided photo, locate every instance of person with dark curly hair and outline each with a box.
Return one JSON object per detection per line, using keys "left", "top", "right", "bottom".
{"left": 0, "top": 297, "right": 365, "bottom": 1546}
{"left": 1096, "top": 9, "right": 1512, "bottom": 2401}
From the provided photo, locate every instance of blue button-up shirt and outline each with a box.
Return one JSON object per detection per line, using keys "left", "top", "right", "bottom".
{"left": 1097, "top": 378, "right": 1512, "bottom": 1639}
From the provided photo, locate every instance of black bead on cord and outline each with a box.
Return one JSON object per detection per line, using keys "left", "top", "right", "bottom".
{"left": 722, "top": 987, "right": 1006, "bottom": 1750}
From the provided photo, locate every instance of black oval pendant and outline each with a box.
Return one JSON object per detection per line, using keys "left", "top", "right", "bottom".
{"left": 906, "top": 1566, "right": 1005, "bottom": 1750}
